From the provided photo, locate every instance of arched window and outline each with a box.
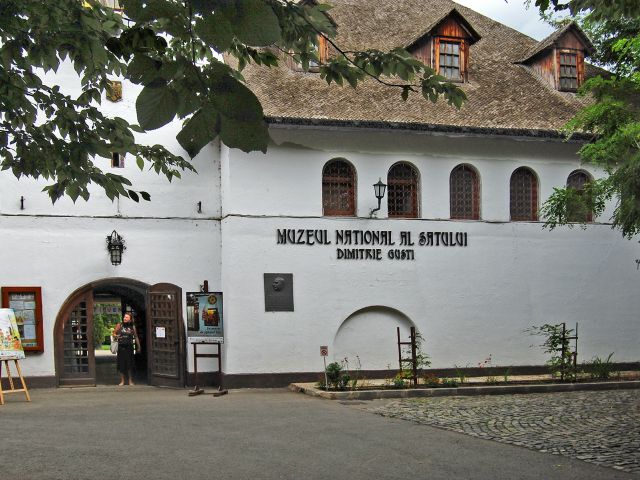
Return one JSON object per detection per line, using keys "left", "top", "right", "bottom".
{"left": 566, "top": 170, "right": 593, "bottom": 222}
{"left": 322, "top": 159, "right": 356, "bottom": 216}
{"left": 450, "top": 164, "right": 480, "bottom": 219}
{"left": 387, "top": 162, "right": 419, "bottom": 218}
{"left": 510, "top": 167, "right": 538, "bottom": 221}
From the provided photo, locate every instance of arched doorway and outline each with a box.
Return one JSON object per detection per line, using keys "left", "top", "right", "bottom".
{"left": 54, "top": 278, "right": 186, "bottom": 388}
{"left": 332, "top": 306, "right": 416, "bottom": 370}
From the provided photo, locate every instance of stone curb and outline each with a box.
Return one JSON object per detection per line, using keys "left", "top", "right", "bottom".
{"left": 289, "top": 380, "right": 640, "bottom": 400}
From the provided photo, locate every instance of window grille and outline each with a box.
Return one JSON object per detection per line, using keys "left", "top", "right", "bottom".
{"left": 566, "top": 170, "right": 593, "bottom": 222}
{"left": 559, "top": 53, "right": 578, "bottom": 91}
{"left": 322, "top": 160, "right": 355, "bottom": 216}
{"left": 510, "top": 167, "right": 538, "bottom": 221}
{"left": 450, "top": 164, "right": 479, "bottom": 219}
{"left": 439, "top": 41, "right": 461, "bottom": 80}
{"left": 387, "top": 163, "right": 419, "bottom": 218}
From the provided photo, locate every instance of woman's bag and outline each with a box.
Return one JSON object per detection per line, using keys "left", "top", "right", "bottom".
{"left": 110, "top": 336, "right": 118, "bottom": 354}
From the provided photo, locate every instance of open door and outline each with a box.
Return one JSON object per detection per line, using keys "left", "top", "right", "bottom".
{"left": 147, "top": 283, "right": 185, "bottom": 388}
{"left": 56, "top": 292, "right": 95, "bottom": 386}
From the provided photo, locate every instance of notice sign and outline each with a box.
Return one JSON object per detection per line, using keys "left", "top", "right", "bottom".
{"left": 156, "top": 327, "right": 166, "bottom": 339}
{"left": 320, "top": 346, "right": 328, "bottom": 357}
{"left": 186, "top": 292, "right": 224, "bottom": 343}
{"left": 0, "top": 309, "right": 25, "bottom": 359}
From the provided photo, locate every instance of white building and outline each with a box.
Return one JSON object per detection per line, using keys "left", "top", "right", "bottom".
{"left": 1, "top": 0, "right": 638, "bottom": 388}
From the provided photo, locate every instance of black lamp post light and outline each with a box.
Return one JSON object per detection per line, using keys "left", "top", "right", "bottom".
{"left": 370, "top": 178, "right": 387, "bottom": 217}
{"left": 106, "top": 230, "right": 126, "bottom": 266}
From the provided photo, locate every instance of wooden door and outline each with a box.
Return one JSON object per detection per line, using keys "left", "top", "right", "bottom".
{"left": 56, "top": 293, "right": 95, "bottom": 386}
{"left": 147, "top": 283, "right": 185, "bottom": 388}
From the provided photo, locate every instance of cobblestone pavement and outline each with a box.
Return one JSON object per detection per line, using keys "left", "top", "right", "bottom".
{"left": 365, "top": 390, "right": 640, "bottom": 474}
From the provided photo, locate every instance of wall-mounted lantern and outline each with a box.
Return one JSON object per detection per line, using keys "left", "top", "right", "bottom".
{"left": 370, "top": 178, "right": 387, "bottom": 217}
{"left": 106, "top": 230, "right": 126, "bottom": 266}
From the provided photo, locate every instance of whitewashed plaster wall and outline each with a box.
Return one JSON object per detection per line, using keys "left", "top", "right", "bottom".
{"left": 0, "top": 63, "right": 223, "bottom": 377}
{"left": 0, "top": 64, "right": 221, "bottom": 218}
{"left": 0, "top": 215, "right": 221, "bottom": 377}
{"left": 224, "top": 126, "right": 614, "bottom": 223}
{"left": 219, "top": 127, "right": 639, "bottom": 374}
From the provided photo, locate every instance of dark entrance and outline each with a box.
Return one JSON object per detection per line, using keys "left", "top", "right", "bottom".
{"left": 54, "top": 279, "right": 185, "bottom": 388}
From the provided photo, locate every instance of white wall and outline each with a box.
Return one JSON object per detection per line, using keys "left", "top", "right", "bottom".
{"left": 0, "top": 62, "right": 223, "bottom": 377}
{"left": 224, "top": 127, "right": 614, "bottom": 223}
{"left": 218, "top": 127, "right": 639, "bottom": 374}
{"left": 0, "top": 215, "right": 221, "bottom": 377}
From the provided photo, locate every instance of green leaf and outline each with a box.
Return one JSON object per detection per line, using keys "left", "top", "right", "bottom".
{"left": 127, "top": 55, "right": 161, "bottom": 85}
{"left": 195, "top": 13, "right": 234, "bottom": 51}
{"left": 225, "top": 0, "right": 282, "bottom": 47}
{"left": 136, "top": 83, "right": 179, "bottom": 130}
{"left": 176, "top": 105, "right": 219, "bottom": 158}
{"left": 218, "top": 115, "right": 269, "bottom": 153}
{"left": 136, "top": 156, "right": 144, "bottom": 170}
{"left": 209, "top": 73, "right": 264, "bottom": 122}
{"left": 140, "top": 191, "right": 151, "bottom": 201}
{"left": 128, "top": 190, "right": 140, "bottom": 202}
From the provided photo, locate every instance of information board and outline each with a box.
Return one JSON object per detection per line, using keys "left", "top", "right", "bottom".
{"left": 0, "top": 309, "right": 25, "bottom": 360}
{"left": 1, "top": 287, "right": 43, "bottom": 351}
{"left": 186, "top": 292, "right": 224, "bottom": 343}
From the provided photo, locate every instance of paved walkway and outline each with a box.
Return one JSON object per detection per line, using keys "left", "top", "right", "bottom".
{"left": 1, "top": 387, "right": 637, "bottom": 479}
{"left": 365, "top": 389, "right": 640, "bottom": 474}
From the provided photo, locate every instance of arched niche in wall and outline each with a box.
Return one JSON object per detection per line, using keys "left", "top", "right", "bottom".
{"left": 332, "top": 306, "right": 416, "bottom": 370}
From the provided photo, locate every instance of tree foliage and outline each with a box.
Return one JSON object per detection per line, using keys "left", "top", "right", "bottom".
{"left": 0, "top": 0, "right": 466, "bottom": 203}
{"left": 534, "top": 0, "right": 640, "bottom": 238}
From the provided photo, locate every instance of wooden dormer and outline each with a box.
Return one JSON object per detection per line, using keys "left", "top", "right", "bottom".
{"left": 520, "top": 22, "right": 595, "bottom": 92}
{"left": 407, "top": 9, "right": 481, "bottom": 82}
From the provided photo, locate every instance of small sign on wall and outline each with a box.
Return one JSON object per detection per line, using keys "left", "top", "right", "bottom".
{"left": 264, "top": 273, "right": 294, "bottom": 312}
{"left": 156, "top": 327, "right": 166, "bottom": 339}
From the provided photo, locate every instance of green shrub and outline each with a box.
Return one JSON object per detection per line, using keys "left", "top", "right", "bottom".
{"left": 583, "top": 353, "right": 617, "bottom": 380}
{"left": 325, "top": 361, "right": 350, "bottom": 390}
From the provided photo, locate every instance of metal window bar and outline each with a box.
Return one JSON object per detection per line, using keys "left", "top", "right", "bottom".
{"left": 450, "top": 165, "right": 479, "bottom": 219}
{"left": 566, "top": 171, "right": 593, "bottom": 222}
{"left": 322, "top": 161, "right": 355, "bottom": 216}
{"left": 510, "top": 168, "right": 538, "bottom": 221}
{"left": 387, "top": 163, "right": 418, "bottom": 218}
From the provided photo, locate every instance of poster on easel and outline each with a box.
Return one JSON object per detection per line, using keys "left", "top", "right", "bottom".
{"left": 186, "top": 292, "right": 224, "bottom": 343}
{"left": 0, "top": 308, "right": 25, "bottom": 360}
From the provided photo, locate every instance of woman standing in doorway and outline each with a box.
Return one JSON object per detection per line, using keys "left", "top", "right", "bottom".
{"left": 114, "top": 313, "right": 141, "bottom": 386}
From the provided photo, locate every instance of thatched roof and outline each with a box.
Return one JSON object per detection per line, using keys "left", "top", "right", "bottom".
{"left": 241, "top": 0, "right": 596, "bottom": 138}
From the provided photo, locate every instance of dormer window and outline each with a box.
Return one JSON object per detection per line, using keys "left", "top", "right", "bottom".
{"left": 308, "top": 35, "right": 330, "bottom": 72}
{"left": 520, "top": 22, "right": 594, "bottom": 93}
{"left": 559, "top": 52, "right": 578, "bottom": 91}
{"left": 439, "top": 41, "right": 461, "bottom": 80}
{"left": 406, "top": 9, "right": 481, "bottom": 83}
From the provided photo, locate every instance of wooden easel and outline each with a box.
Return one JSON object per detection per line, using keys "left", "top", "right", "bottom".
{"left": 0, "top": 358, "right": 31, "bottom": 405}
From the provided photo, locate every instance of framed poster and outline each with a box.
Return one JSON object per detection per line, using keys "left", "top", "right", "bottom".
{"left": 2, "top": 287, "right": 44, "bottom": 352}
{"left": 0, "top": 308, "right": 25, "bottom": 359}
{"left": 186, "top": 292, "right": 224, "bottom": 343}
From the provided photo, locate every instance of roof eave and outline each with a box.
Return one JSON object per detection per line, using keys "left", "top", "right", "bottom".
{"left": 266, "top": 116, "right": 589, "bottom": 142}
